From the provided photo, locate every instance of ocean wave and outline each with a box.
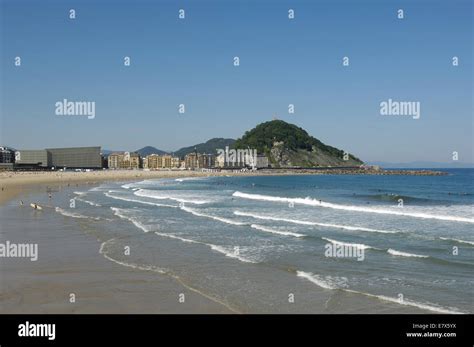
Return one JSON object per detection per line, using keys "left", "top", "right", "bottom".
{"left": 153, "top": 232, "right": 258, "bottom": 263}
{"left": 181, "top": 206, "right": 246, "bottom": 226}
{"left": 175, "top": 177, "right": 208, "bottom": 182}
{"left": 55, "top": 207, "right": 102, "bottom": 220}
{"left": 105, "top": 192, "right": 177, "bottom": 208}
{"left": 387, "top": 249, "right": 429, "bottom": 258}
{"left": 208, "top": 245, "right": 257, "bottom": 263}
{"left": 76, "top": 198, "right": 101, "bottom": 207}
{"left": 439, "top": 237, "right": 474, "bottom": 246}
{"left": 234, "top": 211, "right": 398, "bottom": 234}
{"left": 73, "top": 191, "right": 86, "bottom": 195}
{"left": 88, "top": 187, "right": 106, "bottom": 192}
{"left": 181, "top": 207, "right": 306, "bottom": 236}
{"left": 322, "top": 237, "right": 376, "bottom": 250}
{"left": 250, "top": 224, "right": 305, "bottom": 238}
{"left": 154, "top": 231, "right": 200, "bottom": 244}
{"left": 99, "top": 239, "right": 168, "bottom": 274}
{"left": 232, "top": 191, "right": 474, "bottom": 224}
{"left": 296, "top": 271, "right": 347, "bottom": 289}
{"left": 322, "top": 237, "right": 429, "bottom": 259}
{"left": 135, "top": 189, "right": 212, "bottom": 205}
{"left": 296, "top": 271, "right": 464, "bottom": 314}
{"left": 121, "top": 179, "right": 169, "bottom": 190}
{"left": 110, "top": 207, "right": 154, "bottom": 232}
{"left": 109, "top": 206, "right": 258, "bottom": 264}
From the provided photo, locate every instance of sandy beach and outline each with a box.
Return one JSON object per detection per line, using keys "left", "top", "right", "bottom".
{"left": 0, "top": 171, "right": 241, "bottom": 313}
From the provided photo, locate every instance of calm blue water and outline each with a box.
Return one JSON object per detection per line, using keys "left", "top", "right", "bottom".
{"left": 56, "top": 169, "right": 474, "bottom": 313}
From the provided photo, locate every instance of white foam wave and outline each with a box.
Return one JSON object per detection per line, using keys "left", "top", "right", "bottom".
{"left": 55, "top": 207, "right": 102, "bottom": 220}
{"left": 109, "top": 207, "right": 258, "bottom": 264}
{"left": 208, "top": 245, "right": 256, "bottom": 263}
{"left": 440, "top": 237, "right": 474, "bottom": 246}
{"left": 297, "top": 271, "right": 464, "bottom": 314}
{"left": 296, "top": 271, "right": 338, "bottom": 289}
{"left": 88, "top": 187, "right": 105, "bottom": 192}
{"left": 234, "top": 211, "right": 398, "bottom": 234}
{"left": 135, "top": 189, "right": 212, "bottom": 205}
{"left": 387, "top": 249, "right": 429, "bottom": 258}
{"left": 175, "top": 177, "right": 206, "bottom": 182}
{"left": 73, "top": 191, "right": 86, "bottom": 195}
{"left": 105, "top": 192, "right": 177, "bottom": 208}
{"left": 232, "top": 191, "right": 474, "bottom": 224}
{"left": 250, "top": 224, "right": 305, "bottom": 237}
{"left": 153, "top": 232, "right": 258, "bottom": 263}
{"left": 76, "top": 198, "right": 101, "bottom": 207}
{"left": 181, "top": 206, "right": 246, "bottom": 226}
{"left": 154, "top": 231, "right": 200, "bottom": 244}
{"left": 110, "top": 207, "right": 153, "bottom": 232}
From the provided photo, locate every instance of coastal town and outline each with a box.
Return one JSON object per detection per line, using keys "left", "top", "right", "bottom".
{"left": 0, "top": 145, "right": 449, "bottom": 178}
{"left": 0, "top": 146, "right": 269, "bottom": 171}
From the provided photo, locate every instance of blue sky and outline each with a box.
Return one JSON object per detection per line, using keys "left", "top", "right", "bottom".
{"left": 1, "top": 0, "right": 472, "bottom": 163}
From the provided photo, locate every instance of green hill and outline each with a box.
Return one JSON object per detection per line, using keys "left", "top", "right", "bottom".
{"left": 234, "top": 120, "right": 363, "bottom": 167}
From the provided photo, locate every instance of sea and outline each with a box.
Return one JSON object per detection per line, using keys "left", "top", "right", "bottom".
{"left": 52, "top": 169, "right": 473, "bottom": 313}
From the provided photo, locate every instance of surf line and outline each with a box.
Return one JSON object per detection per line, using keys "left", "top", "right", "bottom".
{"left": 232, "top": 191, "right": 474, "bottom": 224}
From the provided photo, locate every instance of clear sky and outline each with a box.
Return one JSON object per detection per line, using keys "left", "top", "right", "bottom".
{"left": 1, "top": 0, "right": 472, "bottom": 163}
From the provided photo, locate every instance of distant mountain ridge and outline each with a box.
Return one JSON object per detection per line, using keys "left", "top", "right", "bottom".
{"left": 173, "top": 138, "right": 236, "bottom": 158}
{"left": 234, "top": 120, "right": 363, "bottom": 167}
{"left": 102, "top": 147, "right": 168, "bottom": 157}
{"left": 103, "top": 139, "right": 236, "bottom": 158}
{"left": 135, "top": 146, "right": 168, "bottom": 157}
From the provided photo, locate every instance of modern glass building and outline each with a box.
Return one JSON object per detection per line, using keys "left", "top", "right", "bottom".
{"left": 13, "top": 146, "right": 102, "bottom": 169}
{"left": 46, "top": 146, "right": 102, "bottom": 169}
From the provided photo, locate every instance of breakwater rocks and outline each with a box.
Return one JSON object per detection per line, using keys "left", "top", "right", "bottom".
{"left": 258, "top": 168, "right": 448, "bottom": 176}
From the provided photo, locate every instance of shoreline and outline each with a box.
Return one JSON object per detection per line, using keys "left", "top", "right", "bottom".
{"left": 0, "top": 168, "right": 448, "bottom": 206}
